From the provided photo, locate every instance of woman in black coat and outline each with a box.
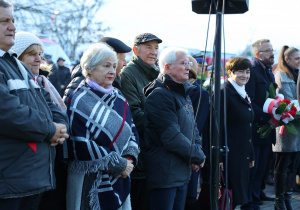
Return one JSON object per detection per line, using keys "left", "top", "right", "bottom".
{"left": 220, "top": 57, "right": 255, "bottom": 209}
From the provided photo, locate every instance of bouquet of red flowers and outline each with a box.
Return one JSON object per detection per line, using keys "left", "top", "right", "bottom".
{"left": 257, "top": 95, "right": 300, "bottom": 138}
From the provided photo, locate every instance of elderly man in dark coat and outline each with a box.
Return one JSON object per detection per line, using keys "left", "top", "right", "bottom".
{"left": 120, "top": 33, "right": 162, "bottom": 210}
{"left": 143, "top": 47, "right": 205, "bottom": 210}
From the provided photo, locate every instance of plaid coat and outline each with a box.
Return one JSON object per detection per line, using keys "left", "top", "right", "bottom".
{"left": 66, "top": 82, "right": 139, "bottom": 209}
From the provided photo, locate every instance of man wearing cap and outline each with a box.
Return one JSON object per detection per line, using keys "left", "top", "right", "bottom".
{"left": 0, "top": 1, "right": 69, "bottom": 209}
{"left": 120, "top": 33, "right": 162, "bottom": 210}
{"left": 56, "top": 57, "right": 71, "bottom": 97}
{"left": 63, "top": 37, "right": 131, "bottom": 102}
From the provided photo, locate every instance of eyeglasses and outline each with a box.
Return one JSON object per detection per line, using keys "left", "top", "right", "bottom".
{"left": 259, "top": 49, "right": 275, "bottom": 53}
{"left": 179, "top": 61, "right": 193, "bottom": 67}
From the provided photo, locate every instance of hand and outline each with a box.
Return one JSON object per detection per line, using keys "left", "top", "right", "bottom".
{"left": 268, "top": 119, "right": 279, "bottom": 128}
{"left": 49, "top": 123, "right": 69, "bottom": 146}
{"left": 249, "top": 161, "right": 255, "bottom": 168}
{"left": 220, "top": 162, "right": 224, "bottom": 171}
{"left": 199, "top": 158, "right": 206, "bottom": 169}
{"left": 119, "top": 159, "right": 134, "bottom": 178}
{"left": 190, "top": 163, "right": 200, "bottom": 172}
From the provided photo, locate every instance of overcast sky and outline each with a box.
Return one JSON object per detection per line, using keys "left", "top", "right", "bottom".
{"left": 98, "top": 0, "right": 300, "bottom": 57}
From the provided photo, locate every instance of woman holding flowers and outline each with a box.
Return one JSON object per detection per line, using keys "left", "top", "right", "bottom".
{"left": 273, "top": 46, "right": 300, "bottom": 210}
{"left": 220, "top": 57, "right": 255, "bottom": 209}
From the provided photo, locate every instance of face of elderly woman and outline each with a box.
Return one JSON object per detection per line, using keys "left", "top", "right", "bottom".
{"left": 228, "top": 68, "right": 250, "bottom": 86}
{"left": 21, "top": 49, "right": 42, "bottom": 76}
{"left": 285, "top": 51, "right": 300, "bottom": 70}
{"left": 89, "top": 55, "right": 117, "bottom": 88}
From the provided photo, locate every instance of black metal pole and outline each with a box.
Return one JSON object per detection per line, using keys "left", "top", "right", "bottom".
{"left": 210, "top": 1, "right": 222, "bottom": 209}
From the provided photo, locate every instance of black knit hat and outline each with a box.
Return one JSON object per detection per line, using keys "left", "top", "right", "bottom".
{"left": 134, "top": 33, "right": 162, "bottom": 46}
{"left": 98, "top": 37, "right": 131, "bottom": 53}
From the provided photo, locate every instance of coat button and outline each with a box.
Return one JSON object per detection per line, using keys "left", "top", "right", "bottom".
{"left": 249, "top": 139, "right": 252, "bottom": 143}
{"left": 248, "top": 108, "right": 252, "bottom": 111}
{"left": 247, "top": 157, "right": 250, "bottom": 160}
{"left": 250, "top": 123, "right": 252, "bottom": 127}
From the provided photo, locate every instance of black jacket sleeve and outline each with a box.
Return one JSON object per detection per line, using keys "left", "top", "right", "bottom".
{"left": 245, "top": 69, "right": 271, "bottom": 124}
{"left": 0, "top": 72, "right": 56, "bottom": 143}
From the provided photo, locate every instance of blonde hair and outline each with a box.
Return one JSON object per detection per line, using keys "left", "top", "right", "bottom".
{"left": 19, "top": 44, "right": 44, "bottom": 61}
{"left": 276, "top": 45, "right": 299, "bottom": 80}
{"left": 252, "top": 39, "right": 270, "bottom": 54}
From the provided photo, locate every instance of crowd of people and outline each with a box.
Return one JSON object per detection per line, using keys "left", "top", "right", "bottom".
{"left": 1, "top": 1, "right": 300, "bottom": 210}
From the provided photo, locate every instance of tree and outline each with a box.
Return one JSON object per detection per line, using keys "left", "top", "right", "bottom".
{"left": 11, "top": 0, "right": 109, "bottom": 60}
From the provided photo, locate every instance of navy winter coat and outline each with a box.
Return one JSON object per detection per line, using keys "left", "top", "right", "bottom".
{"left": 143, "top": 74, "right": 205, "bottom": 189}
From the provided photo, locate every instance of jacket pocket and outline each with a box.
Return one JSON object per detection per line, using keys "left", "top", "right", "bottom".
{"left": 2, "top": 145, "right": 51, "bottom": 194}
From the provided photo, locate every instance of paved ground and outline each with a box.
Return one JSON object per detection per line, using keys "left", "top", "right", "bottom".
{"left": 196, "top": 183, "right": 300, "bottom": 209}
{"left": 236, "top": 184, "right": 300, "bottom": 210}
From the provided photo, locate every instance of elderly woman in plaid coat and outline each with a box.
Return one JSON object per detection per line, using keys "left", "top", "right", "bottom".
{"left": 65, "top": 43, "right": 139, "bottom": 210}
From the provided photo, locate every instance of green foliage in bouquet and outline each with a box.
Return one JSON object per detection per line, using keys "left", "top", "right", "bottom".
{"left": 266, "top": 83, "right": 276, "bottom": 100}
{"left": 275, "top": 103, "right": 287, "bottom": 115}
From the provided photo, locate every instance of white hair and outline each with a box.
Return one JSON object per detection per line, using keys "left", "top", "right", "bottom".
{"left": 81, "top": 43, "right": 117, "bottom": 78}
{"left": 158, "top": 47, "right": 189, "bottom": 74}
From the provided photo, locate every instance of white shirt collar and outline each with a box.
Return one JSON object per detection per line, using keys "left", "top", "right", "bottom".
{"left": 228, "top": 78, "right": 247, "bottom": 99}
{"left": 0, "top": 49, "right": 17, "bottom": 57}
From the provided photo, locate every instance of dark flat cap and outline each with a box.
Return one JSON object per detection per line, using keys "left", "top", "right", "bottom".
{"left": 44, "top": 53, "right": 52, "bottom": 59}
{"left": 57, "top": 57, "right": 65, "bottom": 62}
{"left": 98, "top": 37, "right": 131, "bottom": 53}
{"left": 134, "top": 33, "right": 162, "bottom": 46}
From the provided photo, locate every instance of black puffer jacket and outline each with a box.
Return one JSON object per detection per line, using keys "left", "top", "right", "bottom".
{"left": 143, "top": 73, "right": 205, "bottom": 189}
{"left": 63, "top": 65, "right": 84, "bottom": 103}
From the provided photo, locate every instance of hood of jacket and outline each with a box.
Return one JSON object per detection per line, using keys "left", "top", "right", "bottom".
{"left": 143, "top": 73, "right": 195, "bottom": 97}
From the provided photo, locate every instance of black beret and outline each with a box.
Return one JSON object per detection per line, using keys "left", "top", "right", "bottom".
{"left": 98, "top": 37, "right": 131, "bottom": 53}
{"left": 134, "top": 33, "right": 162, "bottom": 46}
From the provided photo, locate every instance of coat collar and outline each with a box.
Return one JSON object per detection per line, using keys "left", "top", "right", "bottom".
{"left": 144, "top": 73, "right": 195, "bottom": 97}
{"left": 131, "top": 55, "right": 160, "bottom": 78}
{"left": 253, "top": 57, "right": 270, "bottom": 71}
{"left": 225, "top": 80, "right": 250, "bottom": 105}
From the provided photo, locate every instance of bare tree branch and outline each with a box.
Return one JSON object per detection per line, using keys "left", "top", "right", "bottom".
{"left": 10, "top": 0, "right": 108, "bottom": 60}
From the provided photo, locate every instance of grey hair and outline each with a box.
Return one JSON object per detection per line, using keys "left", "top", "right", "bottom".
{"left": 252, "top": 39, "right": 270, "bottom": 54}
{"left": 80, "top": 43, "right": 117, "bottom": 78}
{"left": 0, "top": 0, "right": 13, "bottom": 8}
{"left": 158, "top": 47, "right": 189, "bottom": 74}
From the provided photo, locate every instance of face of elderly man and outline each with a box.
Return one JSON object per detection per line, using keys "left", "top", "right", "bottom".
{"left": 165, "top": 51, "right": 191, "bottom": 83}
{"left": 133, "top": 41, "right": 159, "bottom": 66}
{"left": 116, "top": 53, "right": 126, "bottom": 76}
{"left": 0, "top": 6, "right": 15, "bottom": 51}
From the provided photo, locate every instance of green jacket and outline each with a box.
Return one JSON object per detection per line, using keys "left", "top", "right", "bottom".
{"left": 120, "top": 55, "right": 159, "bottom": 178}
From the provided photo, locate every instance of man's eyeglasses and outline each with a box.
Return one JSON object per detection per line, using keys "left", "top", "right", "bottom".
{"left": 179, "top": 61, "right": 193, "bottom": 67}
{"left": 259, "top": 49, "right": 275, "bottom": 53}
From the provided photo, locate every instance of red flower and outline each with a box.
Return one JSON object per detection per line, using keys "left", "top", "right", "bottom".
{"left": 289, "top": 110, "right": 297, "bottom": 117}
{"left": 291, "top": 106, "right": 297, "bottom": 112}
{"left": 283, "top": 99, "right": 291, "bottom": 105}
